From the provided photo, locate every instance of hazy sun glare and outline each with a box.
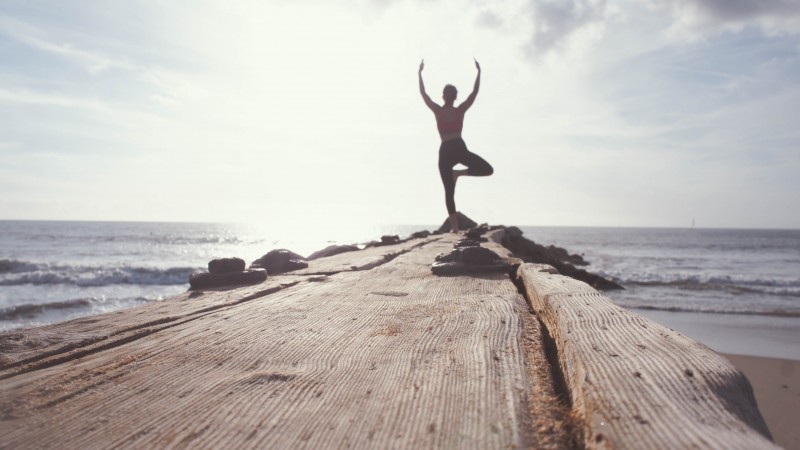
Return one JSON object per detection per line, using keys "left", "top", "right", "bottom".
{"left": 1, "top": 0, "right": 798, "bottom": 228}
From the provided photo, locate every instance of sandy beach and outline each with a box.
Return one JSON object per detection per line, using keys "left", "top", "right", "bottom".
{"left": 724, "top": 353, "right": 800, "bottom": 449}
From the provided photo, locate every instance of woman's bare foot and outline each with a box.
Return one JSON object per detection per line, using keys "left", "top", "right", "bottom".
{"left": 448, "top": 212, "right": 459, "bottom": 233}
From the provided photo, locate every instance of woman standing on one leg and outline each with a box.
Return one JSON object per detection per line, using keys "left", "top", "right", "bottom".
{"left": 419, "top": 58, "right": 493, "bottom": 233}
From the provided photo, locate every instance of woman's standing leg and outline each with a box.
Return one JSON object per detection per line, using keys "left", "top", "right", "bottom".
{"left": 439, "top": 144, "right": 459, "bottom": 232}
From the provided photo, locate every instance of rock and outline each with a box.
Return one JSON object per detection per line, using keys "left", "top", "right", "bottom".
{"left": 432, "top": 246, "right": 511, "bottom": 276}
{"left": 410, "top": 230, "right": 431, "bottom": 239}
{"left": 208, "top": 257, "right": 245, "bottom": 274}
{"left": 307, "top": 244, "right": 360, "bottom": 260}
{"left": 459, "top": 246, "right": 501, "bottom": 265}
{"left": 380, "top": 235, "right": 401, "bottom": 245}
{"left": 505, "top": 226, "right": 523, "bottom": 240}
{"left": 463, "top": 230, "right": 488, "bottom": 242}
{"left": 555, "top": 264, "right": 622, "bottom": 290}
{"left": 365, "top": 235, "right": 403, "bottom": 248}
{"left": 434, "top": 251, "right": 456, "bottom": 263}
{"left": 189, "top": 269, "right": 267, "bottom": 290}
{"left": 454, "top": 239, "right": 480, "bottom": 249}
{"left": 500, "top": 227, "right": 621, "bottom": 290}
{"left": 437, "top": 212, "right": 478, "bottom": 233}
{"left": 463, "top": 225, "right": 489, "bottom": 240}
{"left": 250, "top": 249, "right": 308, "bottom": 274}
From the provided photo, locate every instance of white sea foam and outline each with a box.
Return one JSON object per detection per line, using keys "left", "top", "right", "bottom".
{"left": 0, "top": 260, "right": 199, "bottom": 287}
{"left": 599, "top": 269, "right": 800, "bottom": 296}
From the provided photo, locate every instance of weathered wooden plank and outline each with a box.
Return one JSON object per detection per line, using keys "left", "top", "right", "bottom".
{"left": 0, "top": 276, "right": 305, "bottom": 373}
{"left": 516, "top": 263, "right": 778, "bottom": 449}
{"left": 290, "top": 236, "right": 440, "bottom": 275}
{"left": 0, "top": 236, "right": 438, "bottom": 373}
{"left": 0, "top": 236, "right": 569, "bottom": 449}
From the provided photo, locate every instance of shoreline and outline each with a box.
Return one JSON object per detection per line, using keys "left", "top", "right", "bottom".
{"left": 631, "top": 308, "right": 800, "bottom": 361}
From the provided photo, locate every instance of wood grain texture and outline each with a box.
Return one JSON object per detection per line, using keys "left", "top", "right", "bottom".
{"left": 0, "top": 277, "right": 305, "bottom": 373}
{"left": 517, "top": 263, "right": 779, "bottom": 450}
{"left": 0, "top": 236, "right": 568, "bottom": 449}
{"left": 0, "top": 236, "right": 437, "bottom": 373}
{"left": 290, "top": 236, "right": 437, "bottom": 275}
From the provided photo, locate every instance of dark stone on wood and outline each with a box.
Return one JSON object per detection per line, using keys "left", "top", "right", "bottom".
{"left": 463, "top": 225, "right": 489, "bottom": 241}
{"left": 365, "top": 234, "right": 404, "bottom": 248}
{"left": 410, "top": 230, "right": 431, "bottom": 239}
{"left": 307, "top": 244, "right": 360, "bottom": 260}
{"left": 454, "top": 239, "right": 480, "bottom": 249}
{"left": 459, "top": 246, "right": 502, "bottom": 265}
{"left": 189, "top": 269, "right": 267, "bottom": 290}
{"left": 380, "top": 235, "right": 401, "bottom": 245}
{"left": 208, "top": 257, "right": 246, "bottom": 274}
{"left": 250, "top": 249, "right": 309, "bottom": 274}
{"left": 432, "top": 246, "right": 511, "bottom": 276}
{"left": 437, "top": 212, "right": 478, "bottom": 232}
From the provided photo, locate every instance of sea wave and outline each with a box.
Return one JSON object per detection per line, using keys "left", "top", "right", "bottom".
{"left": 604, "top": 270, "right": 800, "bottom": 296}
{"left": 88, "top": 234, "right": 246, "bottom": 246}
{"left": 622, "top": 303, "right": 800, "bottom": 318}
{"left": 0, "top": 259, "right": 198, "bottom": 287}
{"left": 0, "top": 296, "right": 152, "bottom": 321}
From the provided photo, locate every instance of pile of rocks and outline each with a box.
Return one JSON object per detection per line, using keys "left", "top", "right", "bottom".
{"left": 189, "top": 257, "right": 267, "bottom": 290}
{"left": 500, "top": 226, "right": 622, "bottom": 290}
{"left": 250, "top": 249, "right": 308, "bottom": 274}
{"left": 189, "top": 249, "right": 311, "bottom": 290}
{"left": 432, "top": 228, "right": 512, "bottom": 276}
{"left": 365, "top": 235, "right": 402, "bottom": 248}
{"left": 436, "top": 212, "right": 478, "bottom": 233}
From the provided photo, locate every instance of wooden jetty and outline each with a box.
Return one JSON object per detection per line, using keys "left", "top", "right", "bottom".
{"left": 0, "top": 230, "right": 778, "bottom": 449}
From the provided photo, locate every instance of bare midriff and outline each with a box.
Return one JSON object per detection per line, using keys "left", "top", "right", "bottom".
{"left": 440, "top": 131, "right": 462, "bottom": 142}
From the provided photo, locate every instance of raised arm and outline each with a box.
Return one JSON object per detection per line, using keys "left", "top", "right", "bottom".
{"left": 418, "top": 59, "right": 438, "bottom": 111}
{"left": 459, "top": 59, "right": 481, "bottom": 111}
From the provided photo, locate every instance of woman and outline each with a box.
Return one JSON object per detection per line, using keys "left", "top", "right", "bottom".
{"left": 418, "top": 59, "right": 493, "bottom": 233}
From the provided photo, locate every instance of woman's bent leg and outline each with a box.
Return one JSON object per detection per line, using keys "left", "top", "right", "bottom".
{"left": 461, "top": 150, "right": 493, "bottom": 177}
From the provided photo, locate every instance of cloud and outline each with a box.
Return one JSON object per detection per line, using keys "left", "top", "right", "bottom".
{"left": 0, "top": 14, "right": 138, "bottom": 74}
{"left": 524, "top": 0, "right": 610, "bottom": 56}
{"left": 477, "top": 9, "right": 505, "bottom": 29}
{"left": 515, "top": 0, "right": 800, "bottom": 60}
{"left": 644, "top": 0, "right": 800, "bottom": 36}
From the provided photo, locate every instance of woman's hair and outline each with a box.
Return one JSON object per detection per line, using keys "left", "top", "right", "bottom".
{"left": 443, "top": 84, "right": 458, "bottom": 102}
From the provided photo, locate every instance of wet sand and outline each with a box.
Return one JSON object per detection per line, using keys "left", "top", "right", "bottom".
{"left": 724, "top": 353, "right": 800, "bottom": 450}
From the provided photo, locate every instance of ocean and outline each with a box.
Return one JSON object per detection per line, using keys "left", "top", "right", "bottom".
{"left": 1, "top": 221, "right": 798, "bottom": 359}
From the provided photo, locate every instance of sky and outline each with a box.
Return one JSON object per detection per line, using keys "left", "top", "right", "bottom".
{"left": 1, "top": 0, "right": 799, "bottom": 229}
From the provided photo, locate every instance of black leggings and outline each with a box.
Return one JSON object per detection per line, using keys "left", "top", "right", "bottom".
{"left": 438, "top": 138, "right": 493, "bottom": 214}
